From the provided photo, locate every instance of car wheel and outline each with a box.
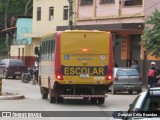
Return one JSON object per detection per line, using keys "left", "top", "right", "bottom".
{"left": 128, "top": 90, "right": 133, "bottom": 94}
{"left": 13, "top": 76, "right": 16, "bottom": 79}
{"left": 3, "top": 71, "right": 8, "bottom": 79}
{"left": 112, "top": 87, "right": 116, "bottom": 95}
{"left": 40, "top": 87, "right": 48, "bottom": 99}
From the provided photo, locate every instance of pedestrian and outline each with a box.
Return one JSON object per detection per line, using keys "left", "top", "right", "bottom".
{"left": 131, "top": 60, "right": 139, "bottom": 72}
{"left": 34, "top": 57, "right": 39, "bottom": 83}
{"left": 114, "top": 60, "right": 118, "bottom": 68}
{"left": 147, "top": 62, "right": 158, "bottom": 87}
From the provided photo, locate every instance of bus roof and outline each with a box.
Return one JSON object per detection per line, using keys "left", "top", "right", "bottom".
{"left": 41, "top": 30, "right": 110, "bottom": 39}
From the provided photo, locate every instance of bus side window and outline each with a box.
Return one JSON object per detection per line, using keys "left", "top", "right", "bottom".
{"left": 52, "top": 39, "right": 55, "bottom": 60}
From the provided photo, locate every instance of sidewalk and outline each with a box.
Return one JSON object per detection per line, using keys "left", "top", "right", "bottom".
{"left": 0, "top": 92, "right": 25, "bottom": 100}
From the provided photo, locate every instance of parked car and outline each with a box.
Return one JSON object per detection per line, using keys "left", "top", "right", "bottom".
{"left": 123, "top": 87, "right": 160, "bottom": 120}
{"left": 0, "top": 59, "right": 27, "bottom": 79}
{"left": 112, "top": 67, "right": 142, "bottom": 94}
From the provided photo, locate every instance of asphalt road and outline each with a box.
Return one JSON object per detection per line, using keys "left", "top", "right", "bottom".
{"left": 0, "top": 78, "right": 139, "bottom": 120}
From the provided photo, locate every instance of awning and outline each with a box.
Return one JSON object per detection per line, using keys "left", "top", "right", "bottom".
{"left": 22, "top": 33, "right": 41, "bottom": 38}
{"left": 1, "top": 26, "right": 17, "bottom": 33}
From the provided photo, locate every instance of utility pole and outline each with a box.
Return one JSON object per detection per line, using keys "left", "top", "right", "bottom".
{"left": 68, "top": 0, "right": 73, "bottom": 30}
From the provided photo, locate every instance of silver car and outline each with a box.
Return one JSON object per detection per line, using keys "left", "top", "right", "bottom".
{"left": 112, "top": 67, "right": 142, "bottom": 94}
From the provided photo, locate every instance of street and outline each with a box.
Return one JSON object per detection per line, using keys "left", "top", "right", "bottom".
{"left": 0, "top": 78, "right": 139, "bottom": 120}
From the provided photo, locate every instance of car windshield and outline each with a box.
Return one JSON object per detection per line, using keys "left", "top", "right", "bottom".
{"left": 117, "top": 69, "right": 139, "bottom": 76}
{"left": 142, "top": 96, "right": 160, "bottom": 111}
{"left": 9, "top": 60, "right": 24, "bottom": 66}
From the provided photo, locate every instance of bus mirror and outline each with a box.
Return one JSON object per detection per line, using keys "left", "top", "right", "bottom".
{"left": 34, "top": 47, "right": 40, "bottom": 56}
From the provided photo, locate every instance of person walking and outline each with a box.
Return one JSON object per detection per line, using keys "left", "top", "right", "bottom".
{"left": 34, "top": 57, "right": 39, "bottom": 83}
{"left": 131, "top": 60, "right": 139, "bottom": 71}
{"left": 114, "top": 60, "right": 118, "bottom": 68}
{"left": 147, "top": 62, "right": 157, "bottom": 87}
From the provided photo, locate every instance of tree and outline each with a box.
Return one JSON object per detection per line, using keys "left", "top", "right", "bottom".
{"left": 141, "top": 9, "right": 160, "bottom": 57}
{"left": 0, "top": 0, "right": 33, "bottom": 52}
{"left": 4, "top": 0, "right": 11, "bottom": 50}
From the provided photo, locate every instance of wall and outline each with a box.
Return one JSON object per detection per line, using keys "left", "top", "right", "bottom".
{"left": 76, "top": 0, "right": 144, "bottom": 25}
{"left": 16, "top": 18, "right": 32, "bottom": 44}
{"left": 144, "top": 0, "right": 160, "bottom": 17}
{"left": 32, "top": 0, "right": 69, "bottom": 35}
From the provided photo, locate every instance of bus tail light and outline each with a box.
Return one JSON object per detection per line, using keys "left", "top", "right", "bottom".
{"left": 82, "top": 48, "right": 88, "bottom": 52}
{"left": 56, "top": 72, "right": 63, "bottom": 80}
{"left": 106, "top": 69, "right": 113, "bottom": 80}
{"left": 107, "top": 75, "right": 112, "bottom": 80}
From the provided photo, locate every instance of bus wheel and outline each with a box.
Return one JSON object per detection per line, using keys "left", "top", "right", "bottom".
{"left": 49, "top": 88, "right": 56, "bottom": 103}
{"left": 40, "top": 87, "right": 48, "bottom": 99}
{"left": 98, "top": 98, "right": 105, "bottom": 104}
{"left": 57, "top": 97, "right": 63, "bottom": 103}
{"left": 90, "top": 98, "right": 97, "bottom": 104}
{"left": 49, "top": 96, "right": 56, "bottom": 103}
{"left": 128, "top": 90, "right": 133, "bottom": 94}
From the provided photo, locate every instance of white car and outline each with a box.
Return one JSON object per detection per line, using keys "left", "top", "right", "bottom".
{"left": 123, "top": 87, "right": 160, "bottom": 120}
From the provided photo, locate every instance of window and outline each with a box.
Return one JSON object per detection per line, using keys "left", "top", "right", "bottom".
{"left": 100, "top": 0, "right": 115, "bottom": 4}
{"left": 124, "top": 0, "right": 142, "bottom": 6}
{"left": 37, "top": 7, "right": 41, "bottom": 21}
{"left": 49, "top": 7, "right": 54, "bottom": 21}
{"left": 80, "top": 0, "right": 93, "bottom": 6}
{"left": 41, "top": 39, "right": 55, "bottom": 60}
{"left": 63, "top": 6, "right": 68, "bottom": 20}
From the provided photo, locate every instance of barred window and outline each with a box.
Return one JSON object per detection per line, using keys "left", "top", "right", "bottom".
{"left": 49, "top": 7, "right": 54, "bottom": 21}
{"left": 63, "top": 6, "right": 68, "bottom": 20}
{"left": 41, "top": 39, "right": 55, "bottom": 60}
{"left": 80, "top": 0, "right": 93, "bottom": 6}
{"left": 100, "top": 0, "right": 115, "bottom": 4}
{"left": 124, "top": 0, "right": 142, "bottom": 6}
{"left": 37, "top": 7, "right": 41, "bottom": 21}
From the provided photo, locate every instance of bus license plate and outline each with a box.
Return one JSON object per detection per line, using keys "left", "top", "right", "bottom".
{"left": 80, "top": 74, "right": 90, "bottom": 78}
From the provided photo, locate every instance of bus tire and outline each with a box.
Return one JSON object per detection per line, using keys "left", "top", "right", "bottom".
{"left": 48, "top": 84, "right": 56, "bottom": 103}
{"left": 40, "top": 87, "right": 48, "bottom": 99}
{"left": 49, "top": 96, "right": 56, "bottom": 103}
{"left": 128, "top": 90, "right": 133, "bottom": 94}
{"left": 90, "top": 98, "right": 97, "bottom": 104}
{"left": 98, "top": 98, "right": 105, "bottom": 104}
{"left": 57, "top": 97, "right": 63, "bottom": 103}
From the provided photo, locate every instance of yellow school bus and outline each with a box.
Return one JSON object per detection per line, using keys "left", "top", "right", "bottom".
{"left": 35, "top": 30, "right": 113, "bottom": 104}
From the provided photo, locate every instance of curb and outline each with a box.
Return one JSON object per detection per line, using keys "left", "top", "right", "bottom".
{"left": 0, "top": 92, "right": 25, "bottom": 100}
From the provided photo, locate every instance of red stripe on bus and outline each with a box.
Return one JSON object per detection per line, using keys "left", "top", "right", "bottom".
{"left": 55, "top": 32, "right": 63, "bottom": 80}
{"left": 106, "top": 33, "right": 113, "bottom": 80}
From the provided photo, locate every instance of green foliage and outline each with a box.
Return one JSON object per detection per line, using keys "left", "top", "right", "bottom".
{"left": 141, "top": 9, "right": 160, "bottom": 57}
{"left": 0, "top": 0, "right": 32, "bottom": 55}
{"left": 0, "top": 0, "right": 32, "bottom": 25}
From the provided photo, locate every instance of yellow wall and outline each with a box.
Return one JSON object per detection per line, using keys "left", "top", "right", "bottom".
{"left": 32, "top": 0, "right": 69, "bottom": 35}
{"left": 10, "top": 45, "right": 34, "bottom": 56}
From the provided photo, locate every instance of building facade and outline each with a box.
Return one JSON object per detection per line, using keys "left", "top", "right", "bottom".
{"left": 10, "top": 0, "right": 70, "bottom": 67}
{"left": 58, "top": 0, "right": 145, "bottom": 68}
